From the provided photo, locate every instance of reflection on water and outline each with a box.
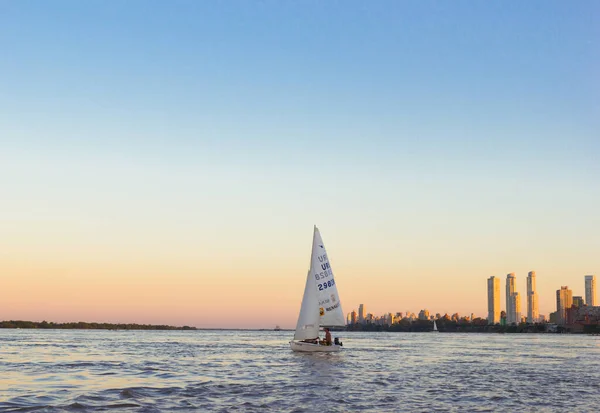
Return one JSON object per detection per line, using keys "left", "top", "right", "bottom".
{"left": 1, "top": 330, "right": 599, "bottom": 411}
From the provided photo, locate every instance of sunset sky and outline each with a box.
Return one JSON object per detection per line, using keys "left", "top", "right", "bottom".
{"left": 1, "top": 1, "right": 598, "bottom": 328}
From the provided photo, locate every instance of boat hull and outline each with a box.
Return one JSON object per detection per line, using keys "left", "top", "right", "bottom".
{"left": 289, "top": 341, "right": 342, "bottom": 352}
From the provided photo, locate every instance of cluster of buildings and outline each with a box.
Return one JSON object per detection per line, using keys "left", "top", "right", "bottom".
{"left": 487, "top": 271, "right": 539, "bottom": 324}
{"left": 346, "top": 304, "right": 400, "bottom": 326}
{"left": 552, "top": 278, "right": 599, "bottom": 327}
{"left": 343, "top": 273, "right": 598, "bottom": 330}
{"left": 487, "top": 272, "right": 597, "bottom": 326}
{"left": 346, "top": 304, "right": 475, "bottom": 327}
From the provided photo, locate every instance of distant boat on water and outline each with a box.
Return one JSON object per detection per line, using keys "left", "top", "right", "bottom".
{"left": 433, "top": 320, "right": 439, "bottom": 332}
{"left": 274, "top": 325, "right": 281, "bottom": 331}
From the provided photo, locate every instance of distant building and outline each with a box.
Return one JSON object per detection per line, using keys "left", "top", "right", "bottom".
{"left": 350, "top": 310, "right": 357, "bottom": 325}
{"left": 538, "top": 314, "right": 546, "bottom": 323}
{"left": 573, "top": 296, "right": 584, "bottom": 308}
{"left": 569, "top": 305, "right": 600, "bottom": 329}
{"left": 487, "top": 276, "right": 501, "bottom": 324}
{"left": 387, "top": 313, "right": 394, "bottom": 326}
{"left": 566, "top": 305, "right": 579, "bottom": 325}
{"left": 585, "top": 275, "right": 597, "bottom": 306}
{"left": 418, "top": 309, "right": 430, "bottom": 321}
{"left": 358, "top": 304, "right": 365, "bottom": 324}
{"left": 556, "top": 286, "right": 573, "bottom": 324}
{"left": 506, "top": 273, "right": 518, "bottom": 324}
{"left": 527, "top": 271, "right": 539, "bottom": 323}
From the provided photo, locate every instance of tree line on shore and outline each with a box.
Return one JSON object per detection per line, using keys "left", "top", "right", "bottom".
{"left": 0, "top": 320, "right": 197, "bottom": 330}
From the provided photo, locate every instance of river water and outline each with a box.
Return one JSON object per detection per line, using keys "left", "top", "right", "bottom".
{"left": 0, "top": 330, "right": 598, "bottom": 412}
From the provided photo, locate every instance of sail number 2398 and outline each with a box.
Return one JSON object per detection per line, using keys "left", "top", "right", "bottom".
{"left": 317, "top": 279, "right": 335, "bottom": 291}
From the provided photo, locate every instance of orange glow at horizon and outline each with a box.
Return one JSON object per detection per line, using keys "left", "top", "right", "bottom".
{"left": 1, "top": 223, "right": 595, "bottom": 328}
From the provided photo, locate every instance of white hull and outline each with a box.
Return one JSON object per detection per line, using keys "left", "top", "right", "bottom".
{"left": 289, "top": 341, "right": 342, "bottom": 353}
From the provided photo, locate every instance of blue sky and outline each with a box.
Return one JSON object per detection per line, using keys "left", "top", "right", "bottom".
{"left": 1, "top": 1, "right": 599, "bottom": 325}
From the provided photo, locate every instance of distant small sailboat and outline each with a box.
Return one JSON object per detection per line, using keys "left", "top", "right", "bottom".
{"left": 433, "top": 320, "right": 439, "bottom": 332}
{"left": 289, "top": 226, "right": 344, "bottom": 352}
{"left": 274, "top": 325, "right": 281, "bottom": 331}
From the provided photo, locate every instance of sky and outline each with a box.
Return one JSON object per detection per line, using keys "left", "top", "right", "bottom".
{"left": 1, "top": 1, "right": 599, "bottom": 328}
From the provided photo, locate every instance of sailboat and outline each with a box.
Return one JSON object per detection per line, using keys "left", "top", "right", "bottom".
{"left": 433, "top": 320, "right": 439, "bottom": 332}
{"left": 289, "top": 226, "right": 345, "bottom": 352}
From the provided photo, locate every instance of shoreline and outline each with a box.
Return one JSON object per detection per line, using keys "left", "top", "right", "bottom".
{"left": 2, "top": 320, "right": 598, "bottom": 334}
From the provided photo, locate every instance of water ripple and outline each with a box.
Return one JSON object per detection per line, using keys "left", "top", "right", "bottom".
{"left": 0, "top": 330, "right": 599, "bottom": 412}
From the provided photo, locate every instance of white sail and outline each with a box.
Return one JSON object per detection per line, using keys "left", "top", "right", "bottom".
{"left": 293, "top": 238, "right": 321, "bottom": 340}
{"left": 433, "top": 320, "right": 438, "bottom": 331}
{"left": 311, "top": 227, "right": 345, "bottom": 327}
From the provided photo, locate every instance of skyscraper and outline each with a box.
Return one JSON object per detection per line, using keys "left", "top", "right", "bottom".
{"left": 506, "top": 273, "right": 517, "bottom": 324}
{"left": 358, "top": 304, "right": 365, "bottom": 324}
{"left": 585, "top": 275, "right": 596, "bottom": 306}
{"left": 556, "top": 286, "right": 573, "bottom": 324}
{"left": 527, "top": 271, "right": 539, "bottom": 323}
{"left": 487, "top": 276, "right": 500, "bottom": 324}
{"left": 387, "top": 313, "right": 394, "bottom": 326}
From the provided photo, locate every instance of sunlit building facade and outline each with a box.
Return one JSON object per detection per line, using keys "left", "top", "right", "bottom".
{"left": 350, "top": 310, "right": 357, "bottom": 325}
{"left": 527, "top": 271, "right": 539, "bottom": 323}
{"left": 556, "top": 286, "right": 573, "bottom": 324}
{"left": 358, "top": 304, "right": 365, "bottom": 324}
{"left": 510, "top": 292, "right": 521, "bottom": 325}
{"left": 585, "top": 275, "right": 597, "bottom": 306}
{"left": 487, "top": 276, "right": 500, "bottom": 324}
{"left": 506, "top": 273, "right": 518, "bottom": 324}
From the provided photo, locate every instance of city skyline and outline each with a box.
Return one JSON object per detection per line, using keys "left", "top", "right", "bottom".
{"left": 1, "top": 2, "right": 599, "bottom": 328}
{"left": 347, "top": 273, "right": 597, "bottom": 326}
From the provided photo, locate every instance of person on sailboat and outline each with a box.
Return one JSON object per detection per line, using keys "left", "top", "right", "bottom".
{"left": 323, "top": 328, "right": 332, "bottom": 346}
